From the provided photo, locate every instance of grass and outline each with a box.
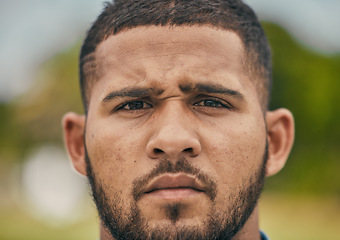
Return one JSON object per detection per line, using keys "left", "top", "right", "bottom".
{"left": 0, "top": 204, "right": 99, "bottom": 240}
{"left": 259, "top": 193, "right": 340, "bottom": 240}
{"left": 0, "top": 193, "right": 339, "bottom": 240}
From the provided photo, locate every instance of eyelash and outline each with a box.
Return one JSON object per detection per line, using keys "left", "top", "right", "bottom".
{"left": 116, "top": 100, "right": 153, "bottom": 111}
{"left": 115, "top": 97, "right": 232, "bottom": 112}
{"left": 193, "top": 97, "right": 232, "bottom": 109}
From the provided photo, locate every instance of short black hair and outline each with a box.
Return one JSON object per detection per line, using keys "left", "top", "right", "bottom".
{"left": 80, "top": 0, "right": 271, "bottom": 112}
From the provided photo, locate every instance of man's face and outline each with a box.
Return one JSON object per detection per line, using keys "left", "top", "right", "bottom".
{"left": 85, "top": 26, "right": 267, "bottom": 239}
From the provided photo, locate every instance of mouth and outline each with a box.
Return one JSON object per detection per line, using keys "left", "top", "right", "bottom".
{"left": 143, "top": 174, "right": 207, "bottom": 200}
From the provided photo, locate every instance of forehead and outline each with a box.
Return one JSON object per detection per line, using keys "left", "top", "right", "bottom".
{"left": 94, "top": 26, "right": 245, "bottom": 74}
{"left": 98, "top": 25, "right": 243, "bottom": 58}
{"left": 86, "top": 26, "right": 259, "bottom": 106}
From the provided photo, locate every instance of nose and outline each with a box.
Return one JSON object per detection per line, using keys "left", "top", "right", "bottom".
{"left": 146, "top": 104, "right": 201, "bottom": 160}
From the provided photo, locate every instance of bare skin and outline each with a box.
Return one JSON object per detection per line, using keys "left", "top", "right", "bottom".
{"left": 63, "top": 26, "right": 294, "bottom": 240}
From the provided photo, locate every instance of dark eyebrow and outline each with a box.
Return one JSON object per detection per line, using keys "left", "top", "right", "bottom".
{"left": 102, "top": 87, "right": 164, "bottom": 102}
{"left": 180, "top": 83, "right": 244, "bottom": 100}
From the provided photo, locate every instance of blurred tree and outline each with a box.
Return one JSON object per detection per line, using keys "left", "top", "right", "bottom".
{"left": 0, "top": 43, "right": 83, "bottom": 163}
{"left": 263, "top": 22, "right": 340, "bottom": 195}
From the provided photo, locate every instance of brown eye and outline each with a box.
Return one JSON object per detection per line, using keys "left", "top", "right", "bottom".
{"left": 194, "top": 99, "right": 230, "bottom": 109}
{"left": 119, "top": 101, "right": 152, "bottom": 110}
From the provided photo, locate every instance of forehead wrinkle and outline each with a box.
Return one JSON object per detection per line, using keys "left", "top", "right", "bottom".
{"left": 143, "top": 40, "right": 224, "bottom": 56}
{"left": 101, "top": 44, "right": 225, "bottom": 65}
{"left": 82, "top": 52, "right": 98, "bottom": 78}
{"left": 91, "top": 26, "right": 247, "bottom": 84}
{"left": 101, "top": 27, "right": 233, "bottom": 55}
{"left": 82, "top": 52, "right": 102, "bottom": 101}
{"left": 96, "top": 28, "right": 245, "bottom": 69}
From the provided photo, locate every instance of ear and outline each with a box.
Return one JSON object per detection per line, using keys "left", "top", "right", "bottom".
{"left": 62, "top": 112, "right": 87, "bottom": 176}
{"left": 265, "top": 108, "right": 295, "bottom": 177}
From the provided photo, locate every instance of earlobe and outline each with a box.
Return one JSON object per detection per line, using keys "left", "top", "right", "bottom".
{"left": 62, "top": 112, "right": 87, "bottom": 176}
{"left": 265, "top": 108, "right": 295, "bottom": 177}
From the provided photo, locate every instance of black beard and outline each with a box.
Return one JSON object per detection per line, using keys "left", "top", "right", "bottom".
{"left": 85, "top": 145, "right": 267, "bottom": 240}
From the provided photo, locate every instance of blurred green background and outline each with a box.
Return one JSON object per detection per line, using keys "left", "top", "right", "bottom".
{"left": 1, "top": 1, "right": 340, "bottom": 240}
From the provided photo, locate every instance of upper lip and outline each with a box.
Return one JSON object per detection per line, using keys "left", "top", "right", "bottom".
{"left": 143, "top": 173, "right": 206, "bottom": 194}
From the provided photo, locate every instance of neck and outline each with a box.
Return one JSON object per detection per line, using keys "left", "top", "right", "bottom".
{"left": 100, "top": 223, "right": 114, "bottom": 240}
{"left": 232, "top": 205, "right": 261, "bottom": 240}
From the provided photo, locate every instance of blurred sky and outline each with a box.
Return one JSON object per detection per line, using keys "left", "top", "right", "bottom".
{"left": 1, "top": 0, "right": 339, "bottom": 102}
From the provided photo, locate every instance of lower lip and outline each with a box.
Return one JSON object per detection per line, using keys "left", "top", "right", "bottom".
{"left": 145, "top": 188, "right": 203, "bottom": 200}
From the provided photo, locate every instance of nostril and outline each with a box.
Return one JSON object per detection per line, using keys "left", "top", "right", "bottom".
{"left": 153, "top": 148, "right": 164, "bottom": 154}
{"left": 183, "top": 148, "right": 193, "bottom": 153}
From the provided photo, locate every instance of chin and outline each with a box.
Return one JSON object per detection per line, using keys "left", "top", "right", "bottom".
{"left": 148, "top": 202, "right": 210, "bottom": 224}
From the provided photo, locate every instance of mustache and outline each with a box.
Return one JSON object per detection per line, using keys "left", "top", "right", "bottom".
{"left": 132, "top": 157, "right": 217, "bottom": 202}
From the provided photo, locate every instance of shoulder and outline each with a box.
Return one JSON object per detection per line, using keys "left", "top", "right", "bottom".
{"left": 260, "top": 231, "right": 270, "bottom": 240}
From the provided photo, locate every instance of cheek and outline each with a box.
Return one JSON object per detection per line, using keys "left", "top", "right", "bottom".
{"left": 204, "top": 116, "right": 266, "bottom": 182}
{"left": 85, "top": 120, "right": 143, "bottom": 192}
